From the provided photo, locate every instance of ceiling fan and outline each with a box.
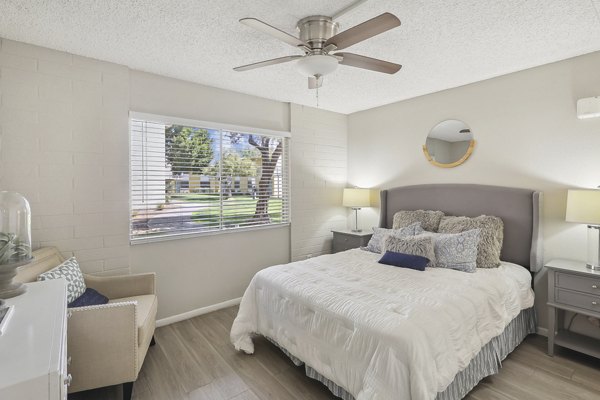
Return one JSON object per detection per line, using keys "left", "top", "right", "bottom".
{"left": 233, "top": 1, "right": 402, "bottom": 89}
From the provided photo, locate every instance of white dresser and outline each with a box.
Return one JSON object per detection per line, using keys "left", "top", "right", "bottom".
{"left": 0, "top": 279, "right": 70, "bottom": 400}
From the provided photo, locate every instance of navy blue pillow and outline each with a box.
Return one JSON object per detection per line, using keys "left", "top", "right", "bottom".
{"left": 378, "top": 251, "right": 429, "bottom": 271}
{"left": 68, "top": 288, "right": 109, "bottom": 308}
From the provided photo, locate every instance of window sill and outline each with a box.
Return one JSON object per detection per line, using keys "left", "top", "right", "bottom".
{"left": 130, "top": 222, "right": 290, "bottom": 245}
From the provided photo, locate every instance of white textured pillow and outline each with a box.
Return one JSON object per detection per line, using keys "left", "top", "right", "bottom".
{"left": 382, "top": 235, "right": 436, "bottom": 267}
{"left": 393, "top": 210, "right": 445, "bottom": 232}
{"left": 38, "top": 257, "right": 86, "bottom": 303}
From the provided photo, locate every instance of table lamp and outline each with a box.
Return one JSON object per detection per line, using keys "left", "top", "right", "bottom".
{"left": 343, "top": 188, "right": 371, "bottom": 232}
{"left": 566, "top": 189, "right": 600, "bottom": 270}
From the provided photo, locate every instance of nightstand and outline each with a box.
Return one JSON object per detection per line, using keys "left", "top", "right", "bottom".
{"left": 546, "top": 259, "right": 600, "bottom": 358}
{"left": 332, "top": 229, "right": 372, "bottom": 253}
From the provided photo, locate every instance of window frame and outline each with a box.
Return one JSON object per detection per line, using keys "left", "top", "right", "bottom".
{"left": 128, "top": 111, "right": 291, "bottom": 245}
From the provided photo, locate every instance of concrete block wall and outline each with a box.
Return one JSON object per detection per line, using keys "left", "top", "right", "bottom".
{"left": 0, "top": 38, "right": 131, "bottom": 275}
{"left": 290, "top": 104, "right": 348, "bottom": 261}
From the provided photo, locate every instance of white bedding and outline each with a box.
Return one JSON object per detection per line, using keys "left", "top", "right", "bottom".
{"left": 230, "top": 248, "right": 534, "bottom": 400}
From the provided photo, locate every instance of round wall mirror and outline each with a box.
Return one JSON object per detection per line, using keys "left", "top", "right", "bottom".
{"left": 422, "top": 119, "right": 475, "bottom": 168}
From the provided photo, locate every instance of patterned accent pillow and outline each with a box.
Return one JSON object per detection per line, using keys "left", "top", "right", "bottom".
{"left": 421, "top": 229, "right": 480, "bottom": 273}
{"left": 392, "top": 210, "right": 445, "bottom": 232}
{"left": 438, "top": 215, "right": 504, "bottom": 268}
{"left": 382, "top": 235, "right": 436, "bottom": 267}
{"left": 68, "top": 288, "right": 109, "bottom": 308}
{"left": 365, "top": 222, "right": 421, "bottom": 253}
{"left": 38, "top": 257, "right": 87, "bottom": 303}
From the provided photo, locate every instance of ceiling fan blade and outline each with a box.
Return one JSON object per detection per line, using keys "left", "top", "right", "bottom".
{"left": 325, "top": 13, "right": 401, "bottom": 51}
{"left": 240, "top": 18, "right": 307, "bottom": 49}
{"left": 308, "top": 75, "right": 323, "bottom": 89}
{"left": 336, "top": 52, "right": 401, "bottom": 74}
{"left": 234, "top": 55, "right": 303, "bottom": 72}
{"left": 332, "top": 0, "right": 370, "bottom": 20}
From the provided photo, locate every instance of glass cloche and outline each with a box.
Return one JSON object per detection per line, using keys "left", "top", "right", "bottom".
{"left": 0, "top": 191, "right": 32, "bottom": 265}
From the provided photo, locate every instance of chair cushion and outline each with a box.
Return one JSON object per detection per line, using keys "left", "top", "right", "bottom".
{"left": 109, "top": 294, "right": 157, "bottom": 346}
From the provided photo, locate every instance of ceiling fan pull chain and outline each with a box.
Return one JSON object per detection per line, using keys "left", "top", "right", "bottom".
{"left": 316, "top": 84, "right": 319, "bottom": 108}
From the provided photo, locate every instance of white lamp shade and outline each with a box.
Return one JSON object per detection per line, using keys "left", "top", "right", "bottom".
{"left": 566, "top": 189, "right": 600, "bottom": 224}
{"left": 296, "top": 55, "right": 339, "bottom": 77}
{"left": 343, "top": 188, "right": 370, "bottom": 208}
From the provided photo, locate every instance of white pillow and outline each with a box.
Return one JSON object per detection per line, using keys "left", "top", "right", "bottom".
{"left": 38, "top": 257, "right": 86, "bottom": 303}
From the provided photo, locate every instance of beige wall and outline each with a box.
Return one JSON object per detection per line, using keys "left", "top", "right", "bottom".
{"left": 130, "top": 226, "right": 289, "bottom": 319}
{"left": 348, "top": 51, "right": 600, "bottom": 335}
{"left": 130, "top": 70, "right": 291, "bottom": 132}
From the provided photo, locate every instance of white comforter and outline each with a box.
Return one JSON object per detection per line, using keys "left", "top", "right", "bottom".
{"left": 230, "top": 249, "right": 534, "bottom": 400}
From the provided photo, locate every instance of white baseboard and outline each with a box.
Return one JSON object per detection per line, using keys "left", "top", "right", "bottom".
{"left": 536, "top": 326, "right": 548, "bottom": 337}
{"left": 156, "top": 297, "right": 242, "bottom": 328}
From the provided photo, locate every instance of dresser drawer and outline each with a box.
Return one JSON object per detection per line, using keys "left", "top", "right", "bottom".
{"left": 556, "top": 272, "right": 600, "bottom": 295}
{"left": 555, "top": 288, "right": 600, "bottom": 313}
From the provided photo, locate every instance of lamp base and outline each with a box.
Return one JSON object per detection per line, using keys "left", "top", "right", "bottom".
{"left": 0, "top": 262, "right": 28, "bottom": 299}
{"left": 588, "top": 225, "right": 600, "bottom": 272}
{"left": 351, "top": 228, "right": 363, "bottom": 233}
{"left": 351, "top": 207, "right": 362, "bottom": 232}
{"left": 0, "top": 257, "right": 32, "bottom": 299}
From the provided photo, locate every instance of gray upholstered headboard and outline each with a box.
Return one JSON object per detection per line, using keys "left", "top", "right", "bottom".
{"left": 379, "top": 184, "right": 542, "bottom": 271}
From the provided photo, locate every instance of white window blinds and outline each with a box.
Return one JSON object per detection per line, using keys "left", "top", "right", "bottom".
{"left": 130, "top": 114, "right": 290, "bottom": 243}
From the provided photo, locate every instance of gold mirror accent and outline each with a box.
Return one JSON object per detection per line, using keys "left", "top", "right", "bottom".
{"left": 423, "top": 119, "right": 475, "bottom": 168}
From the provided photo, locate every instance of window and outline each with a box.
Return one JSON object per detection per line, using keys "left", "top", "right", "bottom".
{"left": 129, "top": 113, "right": 290, "bottom": 243}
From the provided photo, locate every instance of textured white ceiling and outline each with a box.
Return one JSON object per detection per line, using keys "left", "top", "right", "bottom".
{"left": 1, "top": 0, "right": 600, "bottom": 114}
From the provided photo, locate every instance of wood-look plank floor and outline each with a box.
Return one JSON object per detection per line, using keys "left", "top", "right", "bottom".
{"left": 69, "top": 306, "right": 600, "bottom": 400}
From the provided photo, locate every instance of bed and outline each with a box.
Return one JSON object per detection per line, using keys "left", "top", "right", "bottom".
{"left": 231, "top": 184, "right": 542, "bottom": 400}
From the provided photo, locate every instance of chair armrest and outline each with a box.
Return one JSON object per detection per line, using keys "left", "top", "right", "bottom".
{"left": 67, "top": 302, "right": 139, "bottom": 393}
{"left": 84, "top": 273, "right": 156, "bottom": 299}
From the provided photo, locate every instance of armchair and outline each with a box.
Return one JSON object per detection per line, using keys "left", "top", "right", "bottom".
{"left": 15, "top": 247, "right": 157, "bottom": 400}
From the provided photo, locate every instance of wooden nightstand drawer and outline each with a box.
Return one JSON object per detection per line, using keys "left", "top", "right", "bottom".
{"left": 546, "top": 259, "right": 600, "bottom": 359}
{"left": 331, "top": 230, "right": 372, "bottom": 253}
{"left": 555, "top": 288, "right": 600, "bottom": 313}
{"left": 556, "top": 272, "right": 600, "bottom": 295}
{"left": 333, "top": 235, "right": 355, "bottom": 252}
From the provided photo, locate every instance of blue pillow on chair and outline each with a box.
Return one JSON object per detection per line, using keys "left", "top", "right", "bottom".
{"left": 68, "top": 288, "right": 109, "bottom": 308}
{"left": 378, "top": 251, "right": 429, "bottom": 271}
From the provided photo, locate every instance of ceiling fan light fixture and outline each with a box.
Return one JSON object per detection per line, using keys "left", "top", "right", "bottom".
{"left": 296, "top": 54, "right": 338, "bottom": 77}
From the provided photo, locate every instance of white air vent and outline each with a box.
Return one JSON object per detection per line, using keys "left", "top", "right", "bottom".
{"left": 577, "top": 97, "right": 600, "bottom": 119}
